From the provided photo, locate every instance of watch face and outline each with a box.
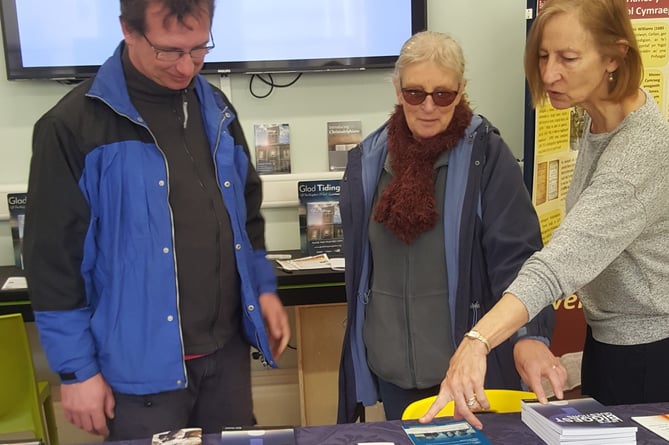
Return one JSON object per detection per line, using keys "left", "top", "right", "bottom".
{"left": 465, "top": 330, "right": 490, "bottom": 352}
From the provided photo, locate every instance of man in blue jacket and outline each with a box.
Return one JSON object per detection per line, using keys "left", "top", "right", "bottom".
{"left": 23, "top": 0, "right": 290, "bottom": 440}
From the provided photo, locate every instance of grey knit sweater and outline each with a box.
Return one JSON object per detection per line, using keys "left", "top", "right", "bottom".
{"left": 507, "top": 89, "right": 669, "bottom": 345}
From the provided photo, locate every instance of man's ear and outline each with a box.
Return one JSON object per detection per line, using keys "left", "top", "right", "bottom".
{"left": 120, "top": 19, "right": 137, "bottom": 44}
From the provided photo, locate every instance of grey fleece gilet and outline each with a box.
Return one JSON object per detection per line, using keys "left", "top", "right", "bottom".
{"left": 364, "top": 152, "right": 454, "bottom": 389}
{"left": 507, "top": 89, "right": 669, "bottom": 345}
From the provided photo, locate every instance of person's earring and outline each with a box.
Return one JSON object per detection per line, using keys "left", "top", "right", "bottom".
{"left": 608, "top": 71, "right": 614, "bottom": 82}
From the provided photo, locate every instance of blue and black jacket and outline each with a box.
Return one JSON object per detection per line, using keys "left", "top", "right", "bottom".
{"left": 337, "top": 115, "right": 555, "bottom": 422}
{"left": 24, "top": 44, "right": 277, "bottom": 395}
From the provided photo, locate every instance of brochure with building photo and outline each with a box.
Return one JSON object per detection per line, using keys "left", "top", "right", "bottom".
{"left": 7, "top": 193, "right": 27, "bottom": 269}
{"left": 327, "top": 120, "right": 362, "bottom": 171}
{"left": 254, "top": 123, "right": 291, "bottom": 175}
{"left": 298, "top": 180, "right": 343, "bottom": 257}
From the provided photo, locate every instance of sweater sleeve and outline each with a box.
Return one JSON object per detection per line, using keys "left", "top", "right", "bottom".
{"left": 507, "top": 173, "right": 646, "bottom": 319}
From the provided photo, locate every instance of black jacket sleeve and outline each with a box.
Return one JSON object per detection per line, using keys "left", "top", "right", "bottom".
{"left": 478, "top": 120, "right": 555, "bottom": 341}
{"left": 24, "top": 113, "right": 90, "bottom": 312}
{"left": 222, "top": 94, "right": 266, "bottom": 251}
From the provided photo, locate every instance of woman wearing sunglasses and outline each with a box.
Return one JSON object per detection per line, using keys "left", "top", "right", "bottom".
{"left": 336, "top": 31, "right": 559, "bottom": 422}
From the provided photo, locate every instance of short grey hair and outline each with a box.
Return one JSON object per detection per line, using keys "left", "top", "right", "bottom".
{"left": 392, "top": 31, "right": 466, "bottom": 87}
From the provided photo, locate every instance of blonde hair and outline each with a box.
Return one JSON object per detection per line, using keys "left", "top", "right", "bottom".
{"left": 525, "top": 0, "right": 642, "bottom": 107}
{"left": 392, "top": 31, "right": 466, "bottom": 88}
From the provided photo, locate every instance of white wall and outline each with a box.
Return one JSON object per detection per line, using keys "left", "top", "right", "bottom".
{"left": 0, "top": 0, "right": 527, "bottom": 265}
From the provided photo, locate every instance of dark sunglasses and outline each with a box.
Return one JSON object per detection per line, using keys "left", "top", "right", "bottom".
{"left": 401, "top": 88, "right": 459, "bottom": 107}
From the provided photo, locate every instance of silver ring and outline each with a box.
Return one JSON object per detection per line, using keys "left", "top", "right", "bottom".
{"left": 466, "top": 395, "right": 477, "bottom": 407}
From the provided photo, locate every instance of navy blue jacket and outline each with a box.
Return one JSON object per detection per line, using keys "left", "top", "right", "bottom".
{"left": 24, "top": 44, "right": 278, "bottom": 395}
{"left": 337, "top": 115, "right": 555, "bottom": 422}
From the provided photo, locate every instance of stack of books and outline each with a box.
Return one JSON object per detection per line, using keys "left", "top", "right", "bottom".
{"left": 521, "top": 397, "right": 637, "bottom": 444}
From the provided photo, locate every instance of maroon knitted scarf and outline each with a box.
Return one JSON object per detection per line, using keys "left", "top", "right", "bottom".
{"left": 373, "top": 102, "right": 473, "bottom": 244}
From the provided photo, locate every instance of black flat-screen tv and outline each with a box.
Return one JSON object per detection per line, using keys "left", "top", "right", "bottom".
{"left": 0, "top": 0, "right": 427, "bottom": 80}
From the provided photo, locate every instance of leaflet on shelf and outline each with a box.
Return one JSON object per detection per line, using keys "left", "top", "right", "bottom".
{"left": 297, "top": 180, "right": 343, "bottom": 257}
{"left": 7, "top": 193, "right": 27, "bottom": 269}
{"left": 254, "top": 123, "right": 291, "bottom": 175}
{"left": 327, "top": 120, "right": 362, "bottom": 171}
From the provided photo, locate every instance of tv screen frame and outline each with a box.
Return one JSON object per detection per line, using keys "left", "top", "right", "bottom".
{"left": 0, "top": 0, "right": 427, "bottom": 81}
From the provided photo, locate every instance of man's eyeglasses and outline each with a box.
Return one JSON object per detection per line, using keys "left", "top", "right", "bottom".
{"left": 142, "top": 32, "right": 215, "bottom": 62}
{"left": 401, "top": 87, "right": 459, "bottom": 107}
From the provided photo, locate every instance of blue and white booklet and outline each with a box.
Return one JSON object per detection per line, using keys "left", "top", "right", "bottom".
{"left": 402, "top": 420, "right": 492, "bottom": 445}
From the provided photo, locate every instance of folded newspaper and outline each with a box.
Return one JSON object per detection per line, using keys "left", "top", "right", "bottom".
{"left": 276, "top": 253, "right": 343, "bottom": 271}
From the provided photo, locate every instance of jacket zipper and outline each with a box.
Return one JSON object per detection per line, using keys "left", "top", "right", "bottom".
{"left": 88, "top": 94, "right": 189, "bottom": 387}
{"left": 404, "top": 256, "right": 417, "bottom": 386}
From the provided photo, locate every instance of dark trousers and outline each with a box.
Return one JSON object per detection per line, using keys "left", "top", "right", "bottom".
{"left": 107, "top": 334, "right": 253, "bottom": 441}
{"left": 376, "top": 376, "right": 440, "bottom": 421}
{"left": 581, "top": 325, "right": 669, "bottom": 405}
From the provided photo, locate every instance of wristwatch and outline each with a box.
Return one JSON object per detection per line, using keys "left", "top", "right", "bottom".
{"left": 464, "top": 329, "right": 491, "bottom": 353}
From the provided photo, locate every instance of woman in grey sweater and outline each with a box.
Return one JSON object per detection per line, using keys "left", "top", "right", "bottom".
{"left": 421, "top": 0, "right": 669, "bottom": 429}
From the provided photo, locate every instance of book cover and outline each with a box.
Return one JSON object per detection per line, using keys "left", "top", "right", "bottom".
{"left": 632, "top": 413, "right": 669, "bottom": 441}
{"left": 152, "top": 428, "right": 202, "bottom": 445}
{"left": 402, "top": 420, "right": 492, "bottom": 445}
{"left": 327, "top": 120, "right": 362, "bottom": 171}
{"left": 221, "top": 426, "right": 295, "bottom": 445}
{"left": 297, "top": 180, "right": 343, "bottom": 257}
{"left": 521, "top": 398, "right": 637, "bottom": 444}
{"left": 7, "top": 193, "right": 27, "bottom": 269}
{"left": 254, "top": 123, "right": 291, "bottom": 175}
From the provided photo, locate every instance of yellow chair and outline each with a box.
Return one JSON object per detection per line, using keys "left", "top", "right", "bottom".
{"left": 0, "top": 313, "right": 59, "bottom": 445}
{"left": 401, "top": 389, "right": 537, "bottom": 420}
